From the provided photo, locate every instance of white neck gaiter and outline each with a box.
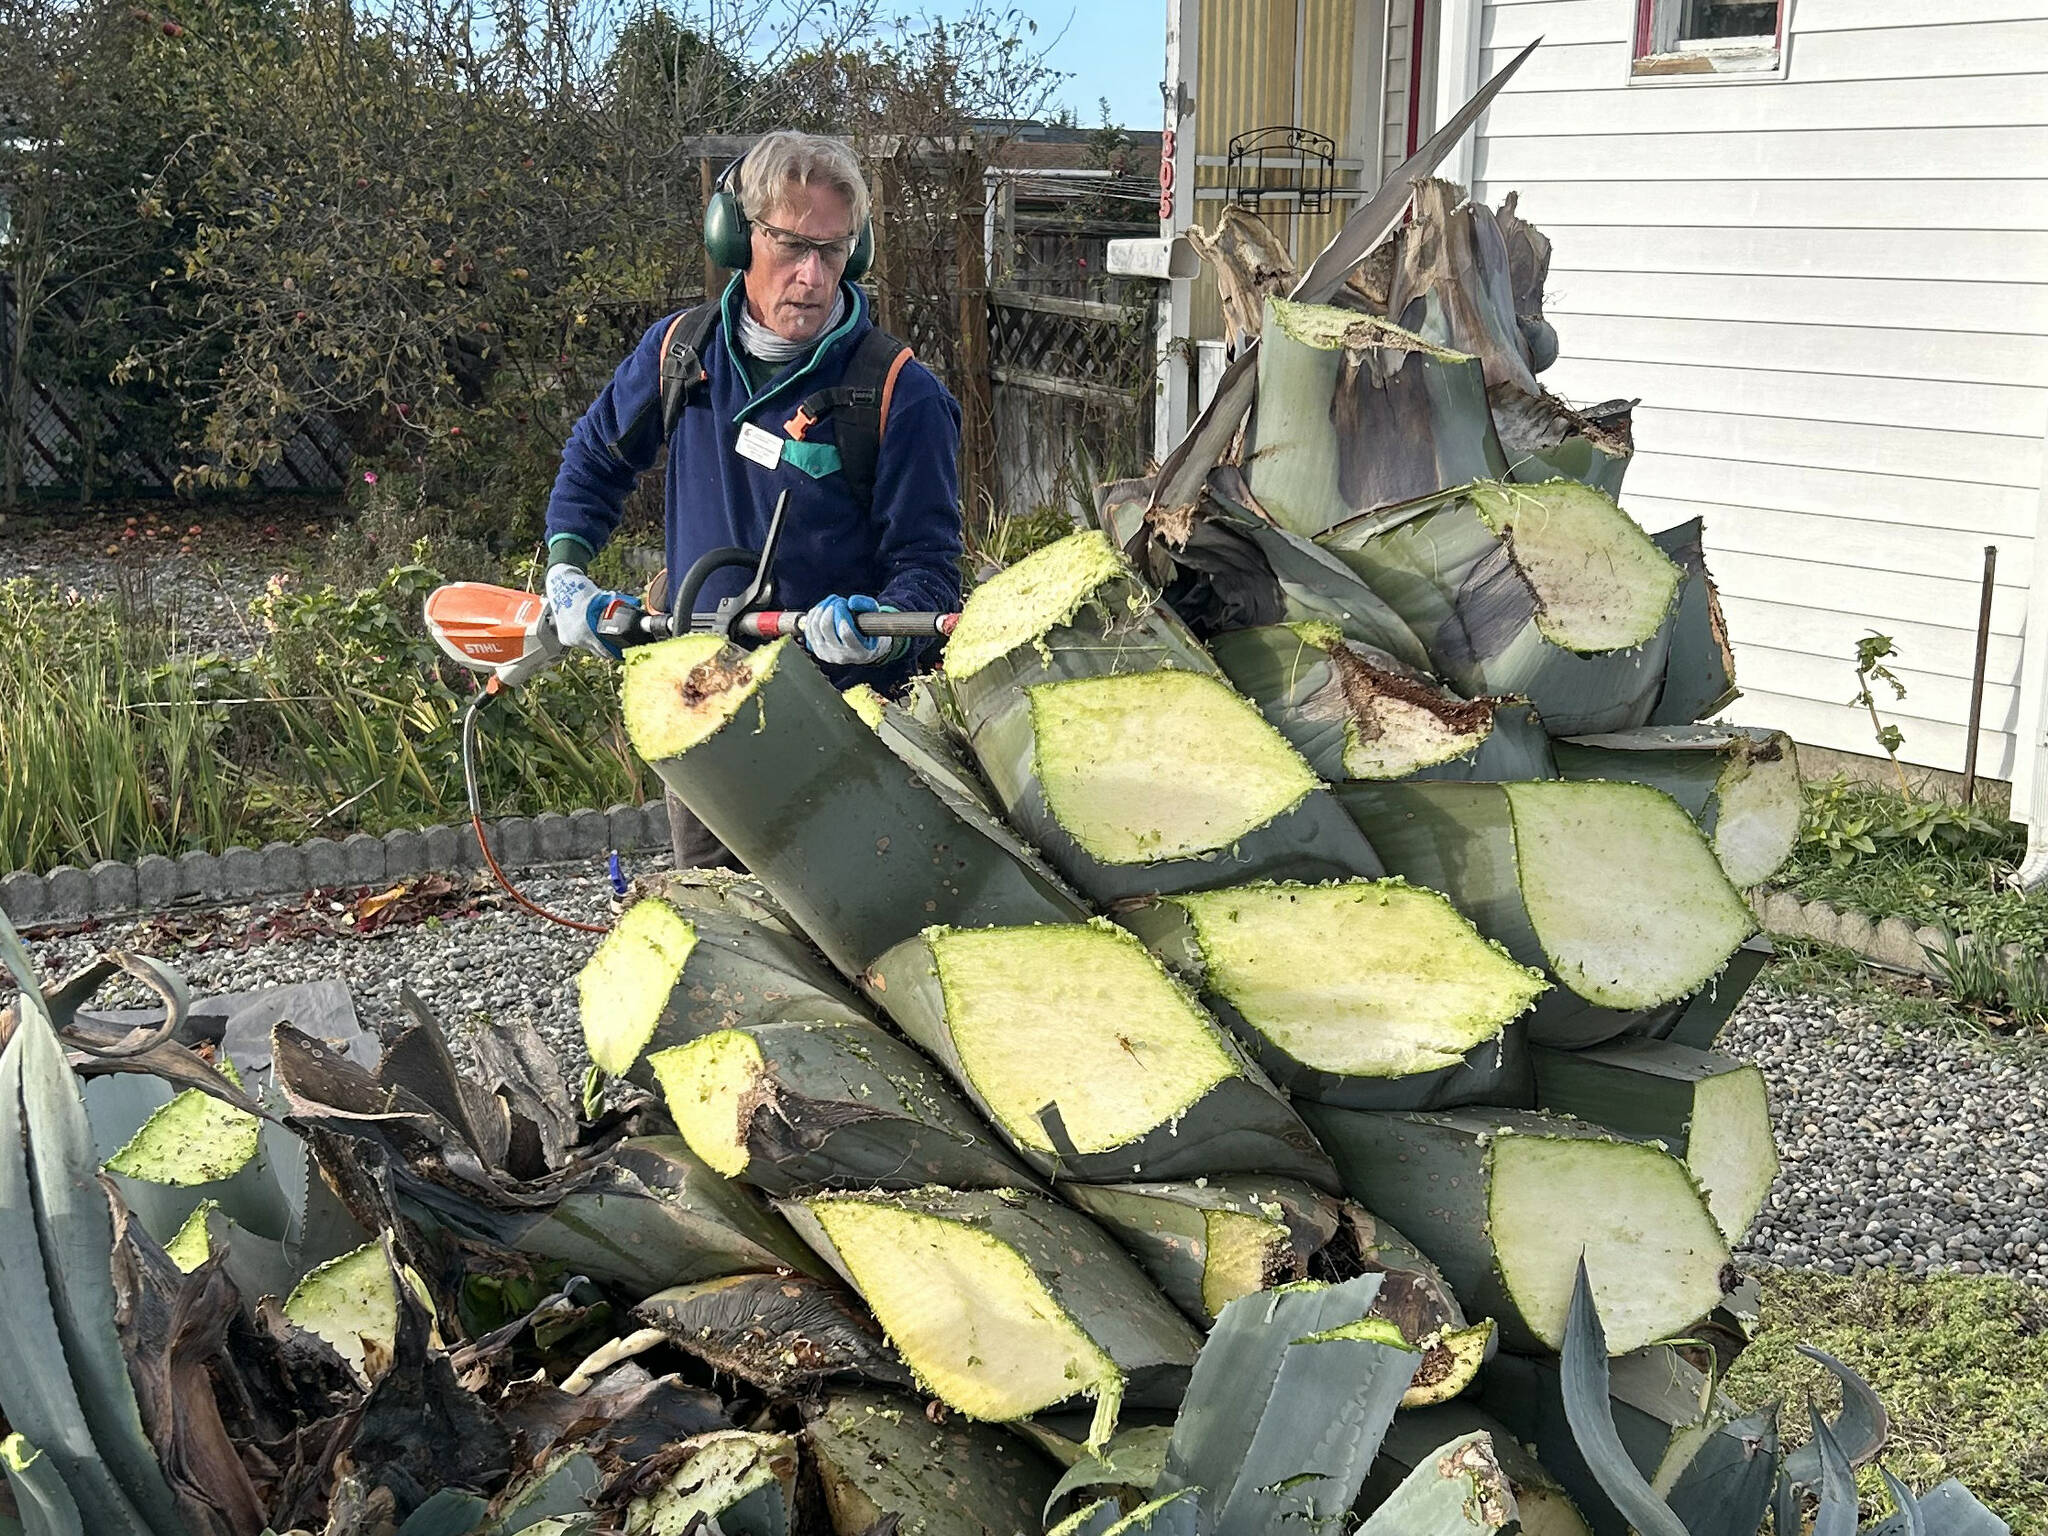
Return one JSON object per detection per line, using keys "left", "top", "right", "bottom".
{"left": 737, "top": 290, "right": 849, "bottom": 365}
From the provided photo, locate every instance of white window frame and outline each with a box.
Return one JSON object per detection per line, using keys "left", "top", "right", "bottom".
{"left": 1629, "top": 0, "right": 1791, "bottom": 86}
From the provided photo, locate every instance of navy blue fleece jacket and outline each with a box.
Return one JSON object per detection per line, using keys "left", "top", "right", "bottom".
{"left": 543, "top": 278, "right": 963, "bottom": 692}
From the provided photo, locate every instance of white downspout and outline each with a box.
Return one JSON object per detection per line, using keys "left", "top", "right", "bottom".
{"left": 2013, "top": 405, "right": 2048, "bottom": 887}
{"left": 1433, "top": 0, "right": 1484, "bottom": 189}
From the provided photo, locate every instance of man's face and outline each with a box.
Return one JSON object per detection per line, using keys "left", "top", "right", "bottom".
{"left": 742, "top": 182, "right": 858, "bottom": 345}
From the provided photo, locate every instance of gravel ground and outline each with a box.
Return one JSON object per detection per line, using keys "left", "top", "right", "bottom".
{"left": 0, "top": 509, "right": 322, "bottom": 653}
{"left": 10, "top": 869, "right": 2045, "bottom": 1288}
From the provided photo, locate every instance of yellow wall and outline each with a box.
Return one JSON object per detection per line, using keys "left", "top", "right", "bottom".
{"left": 1188, "top": 0, "right": 1369, "bottom": 341}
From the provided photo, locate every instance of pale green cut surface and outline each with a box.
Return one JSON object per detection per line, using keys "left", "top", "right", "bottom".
{"left": 1341, "top": 693, "right": 1493, "bottom": 780}
{"left": 621, "top": 634, "right": 784, "bottom": 762}
{"left": 1173, "top": 882, "right": 1546, "bottom": 1077}
{"left": 1404, "top": 1320, "right": 1495, "bottom": 1408}
{"left": 1489, "top": 1135, "right": 1729, "bottom": 1354}
{"left": 165, "top": 1200, "right": 219, "bottom": 1272}
{"left": 105, "top": 1057, "right": 258, "bottom": 1185}
{"left": 1200, "top": 1208, "right": 1291, "bottom": 1317}
{"left": 1029, "top": 671, "right": 1321, "bottom": 864}
{"left": 1688, "top": 1064, "right": 1779, "bottom": 1243}
{"left": 1517, "top": 1490, "right": 1595, "bottom": 1536}
{"left": 1506, "top": 781, "right": 1755, "bottom": 1009}
{"left": 932, "top": 924, "right": 1238, "bottom": 1155}
{"left": 579, "top": 897, "right": 700, "bottom": 1077}
{"left": 649, "top": 1032, "right": 764, "bottom": 1179}
{"left": 1468, "top": 481, "right": 1681, "bottom": 654}
{"left": 285, "top": 1243, "right": 402, "bottom": 1379}
{"left": 1710, "top": 740, "right": 1802, "bottom": 889}
{"left": 842, "top": 682, "right": 887, "bottom": 729}
{"left": 628, "top": 1432, "right": 791, "bottom": 1536}
{"left": 1297, "top": 1315, "right": 1412, "bottom": 1348}
{"left": 945, "top": 528, "right": 1131, "bottom": 682}
{"left": 1266, "top": 296, "right": 1469, "bottom": 361}
{"left": 809, "top": 1199, "right": 1119, "bottom": 1421}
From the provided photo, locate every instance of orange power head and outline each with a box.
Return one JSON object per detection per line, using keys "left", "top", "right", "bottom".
{"left": 424, "top": 582, "right": 560, "bottom": 683}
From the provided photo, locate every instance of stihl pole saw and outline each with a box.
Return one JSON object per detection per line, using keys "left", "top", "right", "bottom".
{"left": 422, "top": 491, "right": 960, "bottom": 929}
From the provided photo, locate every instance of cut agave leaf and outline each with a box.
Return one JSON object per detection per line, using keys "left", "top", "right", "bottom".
{"left": 1478, "top": 1343, "right": 1733, "bottom": 1527}
{"left": 1660, "top": 1406, "right": 1778, "bottom": 1536}
{"left": 623, "top": 1431, "right": 797, "bottom": 1536}
{"left": 803, "top": 1388, "right": 1059, "bottom": 1536}
{"left": 1344, "top": 1207, "right": 1496, "bottom": 1409}
{"left": 1357, "top": 1407, "right": 1592, "bottom": 1536}
{"left": 103, "top": 1055, "right": 260, "bottom": 1186}
{"left": 1042, "top": 1425, "right": 1173, "bottom": 1526}
{"left": 1531, "top": 1039, "right": 1779, "bottom": 1244}
{"left": 1558, "top": 1260, "right": 1689, "bottom": 1536}
{"left": 1648, "top": 519, "right": 1738, "bottom": 725}
{"left": 283, "top": 1240, "right": 434, "bottom": 1383}
{"left": 635, "top": 1272, "right": 913, "bottom": 1394}
{"left": 1554, "top": 727, "right": 1800, "bottom": 889}
{"left": 1383, "top": 179, "right": 1542, "bottom": 397}
{"left": 620, "top": 634, "right": 1083, "bottom": 976}
{"left": 514, "top": 1136, "right": 822, "bottom": 1297}
{"left": 1304, "top": 1106, "right": 1733, "bottom": 1354}
{"left": 1321, "top": 480, "right": 1683, "bottom": 735}
{"left": 1248, "top": 296, "right": 1506, "bottom": 534}
{"left": 866, "top": 923, "right": 1334, "bottom": 1187}
{"left": 577, "top": 884, "right": 866, "bottom": 1082}
{"left": 1210, "top": 623, "right": 1557, "bottom": 783}
{"left": 1336, "top": 780, "right": 1756, "bottom": 1047}
{"left": 781, "top": 1187, "right": 1202, "bottom": 1442}
{"left": 1354, "top": 1430, "right": 1518, "bottom": 1536}
{"left": 648, "top": 1017, "right": 1027, "bottom": 1192}
{"left": 1058, "top": 1178, "right": 1343, "bottom": 1322}
{"left": 1160, "top": 1273, "right": 1418, "bottom": 1536}
{"left": 0, "top": 944, "right": 185, "bottom": 1536}
{"left": 1122, "top": 879, "right": 1546, "bottom": 1110}
{"left": 845, "top": 681, "right": 1005, "bottom": 817}
{"left": 1624, "top": 938, "right": 1771, "bottom": 1052}
{"left": 1, "top": 1434, "right": 84, "bottom": 1536}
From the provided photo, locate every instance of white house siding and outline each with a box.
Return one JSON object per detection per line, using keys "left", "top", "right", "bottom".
{"left": 1466, "top": 0, "right": 2048, "bottom": 782}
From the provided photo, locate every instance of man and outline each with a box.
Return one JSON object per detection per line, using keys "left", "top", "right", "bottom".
{"left": 541, "top": 130, "right": 964, "bottom": 866}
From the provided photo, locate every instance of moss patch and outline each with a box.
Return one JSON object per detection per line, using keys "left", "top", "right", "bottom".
{"left": 1725, "top": 1267, "right": 2048, "bottom": 1532}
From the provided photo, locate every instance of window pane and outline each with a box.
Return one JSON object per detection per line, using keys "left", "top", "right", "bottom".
{"left": 1679, "top": 0, "right": 1779, "bottom": 39}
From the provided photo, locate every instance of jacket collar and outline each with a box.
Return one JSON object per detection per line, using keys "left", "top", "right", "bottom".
{"left": 719, "top": 277, "right": 869, "bottom": 422}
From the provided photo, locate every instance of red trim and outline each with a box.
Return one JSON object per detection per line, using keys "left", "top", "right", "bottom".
{"left": 1633, "top": 0, "right": 1655, "bottom": 59}
{"left": 1405, "top": 0, "right": 1428, "bottom": 156}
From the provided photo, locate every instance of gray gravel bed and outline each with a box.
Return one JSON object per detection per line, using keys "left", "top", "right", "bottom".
{"left": 1724, "top": 992, "right": 2048, "bottom": 1285}
{"left": 13, "top": 876, "right": 2047, "bottom": 1287}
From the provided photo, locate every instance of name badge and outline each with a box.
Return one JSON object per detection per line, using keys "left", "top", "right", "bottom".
{"left": 736, "top": 421, "right": 785, "bottom": 470}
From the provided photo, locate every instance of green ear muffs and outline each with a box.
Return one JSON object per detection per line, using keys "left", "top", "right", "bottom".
{"left": 703, "top": 148, "right": 875, "bottom": 281}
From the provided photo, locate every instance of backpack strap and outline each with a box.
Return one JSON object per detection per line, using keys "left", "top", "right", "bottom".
{"left": 658, "top": 301, "right": 721, "bottom": 437}
{"left": 780, "top": 326, "right": 913, "bottom": 511}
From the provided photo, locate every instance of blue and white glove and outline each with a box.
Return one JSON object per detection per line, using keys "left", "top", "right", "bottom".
{"left": 799, "top": 594, "right": 903, "bottom": 667}
{"left": 546, "top": 563, "right": 640, "bottom": 661}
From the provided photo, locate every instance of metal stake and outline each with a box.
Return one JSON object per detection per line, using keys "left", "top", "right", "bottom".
{"left": 1962, "top": 544, "right": 1999, "bottom": 805}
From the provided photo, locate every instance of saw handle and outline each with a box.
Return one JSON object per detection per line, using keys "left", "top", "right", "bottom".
{"left": 734, "top": 610, "right": 960, "bottom": 641}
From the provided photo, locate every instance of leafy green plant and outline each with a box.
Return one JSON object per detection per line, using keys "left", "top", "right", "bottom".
{"left": 1798, "top": 775, "right": 2012, "bottom": 871}
{"left": 1926, "top": 935, "right": 2048, "bottom": 1028}
{"left": 1850, "top": 632, "right": 1910, "bottom": 793}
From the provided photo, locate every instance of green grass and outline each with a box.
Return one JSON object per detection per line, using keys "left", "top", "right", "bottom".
{"left": 1728, "top": 1267, "right": 2048, "bottom": 1532}
{"left": 1778, "top": 777, "right": 2048, "bottom": 953}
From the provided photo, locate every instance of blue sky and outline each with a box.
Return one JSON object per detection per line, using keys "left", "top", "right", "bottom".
{"left": 917, "top": 1, "right": 1165, "bottom": 129}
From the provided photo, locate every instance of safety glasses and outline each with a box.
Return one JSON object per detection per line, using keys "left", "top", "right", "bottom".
{"left": 754, "top": 218, "right": 859, "bottom": 267}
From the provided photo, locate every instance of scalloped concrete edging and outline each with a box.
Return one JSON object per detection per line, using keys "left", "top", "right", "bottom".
{"left": 0, "top": 801, "right": 676, "bottom": 930}
{"left": 1748, "top": 886, "right": 2028, "bottom": 980}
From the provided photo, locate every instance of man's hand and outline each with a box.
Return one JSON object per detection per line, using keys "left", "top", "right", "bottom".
{"left": 546, "top": 563, "right": 641, "bottom": 661}
{"left": 799, "top": 594, "right": 904, "bottom": 667}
